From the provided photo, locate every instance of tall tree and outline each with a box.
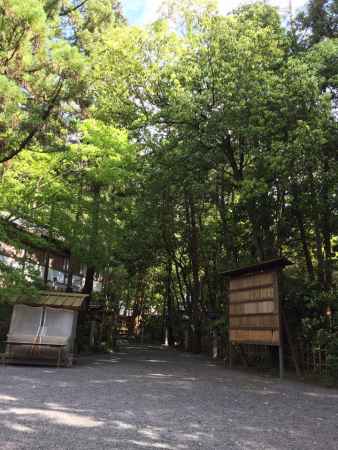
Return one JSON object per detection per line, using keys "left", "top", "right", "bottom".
{"left": 0, "top": 0, "right": 123, "bottom": 163}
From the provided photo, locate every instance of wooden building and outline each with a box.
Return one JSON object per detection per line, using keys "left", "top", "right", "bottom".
{"left": 0, "top": 219, "right": 102, "bottom": 292}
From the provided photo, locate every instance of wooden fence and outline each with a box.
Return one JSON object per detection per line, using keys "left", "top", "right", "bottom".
{"left": 297, "top": 341, "right": 329, "bottom": 376}
{"left": 199, "top": 333, "right": 330, "bottom": 377}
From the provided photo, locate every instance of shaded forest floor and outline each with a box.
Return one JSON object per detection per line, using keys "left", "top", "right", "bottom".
{"left": 0, "top": 344, "right": 338, "bottom": 449}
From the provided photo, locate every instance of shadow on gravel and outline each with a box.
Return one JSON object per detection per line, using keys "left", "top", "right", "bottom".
{"left": 0, "top": 344, "right": 338, "bottom": 450}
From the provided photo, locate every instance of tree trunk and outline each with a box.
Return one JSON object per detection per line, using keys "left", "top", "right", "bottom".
{"left": 83, "top": 265, "right": 95, "bottom": 294}
{"left": 67, "top": 187, "right": 83, "bottom": 292}
{"left": 66, "top": 254, "right": 74, "bottom": 292}
{"left": 43, "top": 251, "right": 50, "bottom": 286}
{"left": 314, "top": 223, "right": 325, "bottom": 287}
{"left": 186, "top": 192, "right": 201, "bottom": 353}
{"left": 295, "top": 208, "right": 315, "bottom": 281}
{"left": 43, "top": 204, "right": 55, "bottom": 287}
{"left": 320, "top": 159, "right": 333, "bottom": 288}
{"left": 249, "top": 210, "right": 265, "bottom": 261}
{"left": 82, "top": 184, "right": 101, "bottom": 295}
{"left": 308, "top": 173, "right": 325, "bottom": 287}
{"left": 131, "top": 272, "right": 145, "bottom": 337}
{"left": 215, "top": 167, "right": 238, "bottom": 263}
{"left": 165, "top": 262, "right": 174, "bottom": 346}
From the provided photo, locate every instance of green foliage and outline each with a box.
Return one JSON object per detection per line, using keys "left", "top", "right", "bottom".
{"left": 0, "top": 0, "right": 124, "bottom": 163}
{"left": 0, "top": 261, "right": 40, "bottom": 303}
{"left": 0, "top": 1, "right": 337, "bottom": 370}
{"left": 295, "top": 0, "right": 338, "bottom": 46}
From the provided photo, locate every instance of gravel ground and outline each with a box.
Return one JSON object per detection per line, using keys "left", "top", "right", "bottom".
{"left": 0, "top": 344, "right": 338, "bottom": 450}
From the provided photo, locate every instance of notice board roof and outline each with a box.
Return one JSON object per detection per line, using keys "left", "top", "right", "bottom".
{"left": 27, "top": 291, "right": 89, "bottom": 310}
{"left": 221, "top": 257, "right": 292, "bottom": 278}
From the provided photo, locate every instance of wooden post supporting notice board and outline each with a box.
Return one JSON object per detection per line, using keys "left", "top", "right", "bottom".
{"left": 222, "top": 258, "right": 292, "bottom": 379}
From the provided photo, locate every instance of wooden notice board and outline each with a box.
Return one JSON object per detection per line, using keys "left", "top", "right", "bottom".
{"left": 223, "top": 258, "right": 291, "bottom": 378}
{"left": 228, "top": 270, "right": 280, "bottom": 346}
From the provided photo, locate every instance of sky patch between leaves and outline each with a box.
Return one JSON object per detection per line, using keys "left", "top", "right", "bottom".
{"left": 121, "top": 0, "right": 308, "bottom": 25}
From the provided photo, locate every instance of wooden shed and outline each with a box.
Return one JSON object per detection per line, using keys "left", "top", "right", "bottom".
{"left": 4, "top": 291, "right": 89, "bottom": 367}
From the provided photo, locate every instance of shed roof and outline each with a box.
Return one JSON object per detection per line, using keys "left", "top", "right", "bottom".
{"left": 27, "top": 291, "right": 89, "bottom": 310}
{"left": 221, "top": 257, "right": 292, "bottom": 278}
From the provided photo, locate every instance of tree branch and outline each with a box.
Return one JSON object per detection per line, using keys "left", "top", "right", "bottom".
{"left": 60, "top": 0, "right": 89, "bottom": 16}
{"left": 0, "top": 78, "right": 64, "bottom": 164}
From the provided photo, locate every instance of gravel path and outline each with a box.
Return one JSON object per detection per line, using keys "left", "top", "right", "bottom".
{"left": 0, "top": 344, "right": 337, "bottom": 450}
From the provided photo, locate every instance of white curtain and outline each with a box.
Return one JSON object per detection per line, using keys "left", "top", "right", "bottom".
{"left": 8, "top": 305, "right": 77, "bottom": 347}
{"left": 8, "top": 305, "right": 43, "bottom": 341}
{"left": 40, "top": 307, "right": 77, "bottom": 348}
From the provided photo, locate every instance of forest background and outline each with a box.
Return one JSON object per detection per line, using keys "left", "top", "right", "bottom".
{"left": 0, "top": 0, "right": 337, "bottom": 377}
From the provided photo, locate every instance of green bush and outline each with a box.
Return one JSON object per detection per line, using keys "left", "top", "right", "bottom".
{"left": 0, "top": 261, "right": 41, "bottom": 304}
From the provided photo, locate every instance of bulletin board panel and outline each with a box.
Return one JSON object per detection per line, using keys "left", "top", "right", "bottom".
{"left": 228, "top": 270, "right": 280, "bottom": 346}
